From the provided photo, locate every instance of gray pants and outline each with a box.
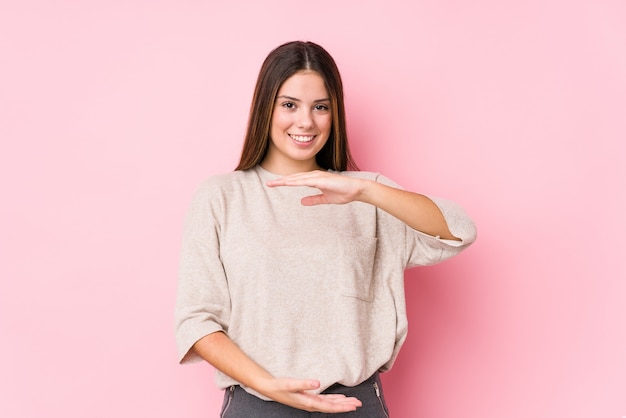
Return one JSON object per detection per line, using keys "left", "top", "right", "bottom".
{"left": 220, "top": 373, "right": 390, "bottom": 417}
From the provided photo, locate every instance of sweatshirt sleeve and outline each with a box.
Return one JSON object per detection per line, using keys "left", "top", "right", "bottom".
{"left": 175, "top": 180, "right": 231, "bottom": 364}
{"left": 374, "top": 173, "right": 477, "bottom": 268}
{"left": 404, "top": 196, "right": 477, "bottom": 268}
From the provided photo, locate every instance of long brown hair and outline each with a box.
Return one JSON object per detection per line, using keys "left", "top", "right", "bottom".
{"left": 235, "top": 41, "right": 358, "bottom": 171}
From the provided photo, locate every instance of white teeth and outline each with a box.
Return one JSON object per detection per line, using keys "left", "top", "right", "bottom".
{"left": 290, "top": 134, "right": 315, "bottom": 143}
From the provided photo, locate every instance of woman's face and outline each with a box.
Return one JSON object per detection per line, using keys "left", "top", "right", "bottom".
{"left": 263, "top": 71, "right": 332, "bottom": 175}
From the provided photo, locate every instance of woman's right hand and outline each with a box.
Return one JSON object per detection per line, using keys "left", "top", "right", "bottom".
{"left": 259, "top": 377, "right": 362, "bottom": 413}
{"left": 192, "top": 332, "right": 361, "bottom": 413}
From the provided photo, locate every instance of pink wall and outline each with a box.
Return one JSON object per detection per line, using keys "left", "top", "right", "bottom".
{"left": 1, "top": 1, "right": 624, "bottom": 417}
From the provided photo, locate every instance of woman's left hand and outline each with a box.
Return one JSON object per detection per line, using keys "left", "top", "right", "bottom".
{"left": 266, "top": 170, "right": 364, "bottom": 206}
{"left": 267, "top": 169, "right": 461, "bottom": 240}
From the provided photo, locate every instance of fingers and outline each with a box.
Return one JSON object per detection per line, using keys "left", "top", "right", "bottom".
{"left": 282, "top": 378, "right": 320, "bottom": 392}
{"left": 309, "top": 394, "right": 362, "bottom": 412}
{"left": 266, "top": 170, "right": 332, "bottom": 188}
{"left": 296, "top": 393, "right": 362, "bottom": 413}
{"left": 265, "top": 377, "right": 362, "bottom": 413}
{"left": 266, "top": 171, "right": 361, "bottom": 206}
{"left": 300, "top": 194, "right": 327, "bottom": 206}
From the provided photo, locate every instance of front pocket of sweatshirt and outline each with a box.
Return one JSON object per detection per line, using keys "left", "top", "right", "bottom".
{"left": 336, "top": 235, "right": 378, "bottom": 302}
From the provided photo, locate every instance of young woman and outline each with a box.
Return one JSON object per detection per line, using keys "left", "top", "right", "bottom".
{"left": 175, "top": 41, "right": 477, "bottom": 417}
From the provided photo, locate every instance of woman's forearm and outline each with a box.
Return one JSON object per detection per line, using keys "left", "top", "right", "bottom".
{"left": 191, "top": 331, "right": 362, "bottom": 413}
{"left": 192, "top": 331, "right": 274, "bottom": 390}
{"left": 356, "top": 179, "right": 460, "bottom": 241}
{"left": 267, "top": 171, "right": 460, "bottom": 241}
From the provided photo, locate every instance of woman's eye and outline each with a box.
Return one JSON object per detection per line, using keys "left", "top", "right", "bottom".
{"left": 282, "top": 102, "right": 295, "bottom": 109}
{"left": 315, "top": 104, "right": 329, "bottom": 111}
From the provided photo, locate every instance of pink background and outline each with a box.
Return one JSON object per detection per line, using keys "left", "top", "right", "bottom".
{"left": 1, "top": 1, "right": 625, "bottom": 417}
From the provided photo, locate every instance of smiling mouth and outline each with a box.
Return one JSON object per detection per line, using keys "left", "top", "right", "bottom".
{"left": 289, "top": 134, "right": 316, "bottom": 143}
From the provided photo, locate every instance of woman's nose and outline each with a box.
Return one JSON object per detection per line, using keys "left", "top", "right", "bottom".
{"left": 296, "top": 110, "right": 314, "bottom": 129}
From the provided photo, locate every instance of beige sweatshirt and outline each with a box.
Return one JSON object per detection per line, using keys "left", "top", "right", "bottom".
{"left": 175, "top": 165, "right": 476, "bottom": 399}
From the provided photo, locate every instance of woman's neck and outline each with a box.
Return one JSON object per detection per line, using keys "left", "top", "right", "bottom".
{"left": 259, "top": 158, "right": 321, "bottom": 176}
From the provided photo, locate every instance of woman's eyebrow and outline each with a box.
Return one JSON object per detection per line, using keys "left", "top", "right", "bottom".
{"left": 276, "top": 95, "right": 330, "bottom": 102}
